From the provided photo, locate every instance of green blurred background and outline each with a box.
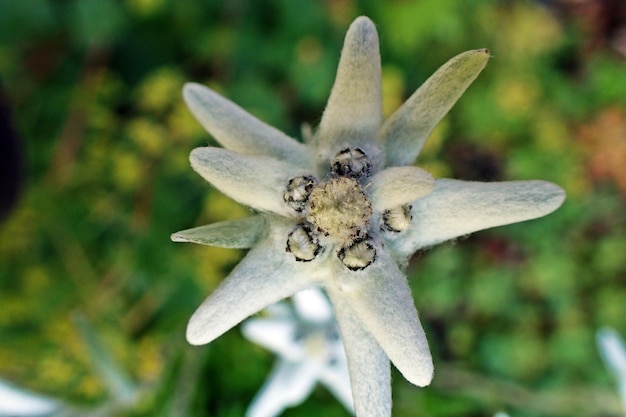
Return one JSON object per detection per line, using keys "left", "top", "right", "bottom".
{"left": 1, "top": 0, "right": 625, "bottom": 416}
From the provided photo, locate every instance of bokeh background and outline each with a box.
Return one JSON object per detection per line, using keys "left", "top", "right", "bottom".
{"left": 1, "top": 0, "right": 625, "bottom": 416}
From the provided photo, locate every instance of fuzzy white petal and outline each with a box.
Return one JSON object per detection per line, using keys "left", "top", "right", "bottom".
{"left": 332, "top": 247, "right": 433, "bottom": 387}
{"left": 393, "top": 179, "right": 566, "bottom": 257}
{"left": 190, "top": 147, "right": 309, "bottom": 216}
{"left": 381, "top": 49, "right": 490, "bottom": 166}
{"left": 316, "top": 16, "right": 383, "bottom": 171}
{"left": 246, "top": 361, "right": 318, "bottom": 417}
{"left": 171, "top": 216, "right": 266, "bottom": 248}
{"left": 186, "top": 221, "right": 323, "bottom": 345}
{"left": 242, "top": 318, "right": 301, "bottom": 360}
{"left": 327, "top": 288, "right": 391, "bottom": 417}
{"left": 183, "top": 83, "right": 311, "bottom": 168}
{"left": 369, "top": 166, "right": 435, "bottom": 211}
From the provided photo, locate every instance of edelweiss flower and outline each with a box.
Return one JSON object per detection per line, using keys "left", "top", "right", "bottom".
{"left": 172, "top": 16, "right": 565, "bottom": 416}
{"left": 242, "top": 288, "right": 353, "bottom": 416}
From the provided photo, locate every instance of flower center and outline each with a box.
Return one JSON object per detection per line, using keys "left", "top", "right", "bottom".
{"left": 283, "top": 148, "right": 378, "bottom": 269}
{"left": 306, "top": 177, "right": 372, "bottom": 245}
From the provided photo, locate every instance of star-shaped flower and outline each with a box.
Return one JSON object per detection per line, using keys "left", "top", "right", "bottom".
{"left": 172, "top": 16, "right": 565, "bottom": 416}
{"left": 242, "top": 288, "right": 353, "bottom": 417}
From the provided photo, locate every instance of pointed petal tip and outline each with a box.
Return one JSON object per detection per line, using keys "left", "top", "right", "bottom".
{"left": 350, "top": 15, "right": 376, "bottom": 33}
{"left": 405, "top": 361, "right": 434, "bottom": 387}
{"left": 188, "top": 146, "right": 223, "bottom": 171}
{"left": 182, "top": 82, "right": 205, "bottom": 102}
{"left": 345, "top": 16, "right": 379, "bottom": 51}
{"left": 182, "top": 81, "right": 197, "bottom": 93}
{"left": 458, "top": 48, "right": 491, "bottom": 71}
{"left": 537, "top": 180, "right": 567, "bottom": 213}
{"left": 185, "top": 320, "right": 208, "bottom": 346}
{"left": 352, "top": 15, "right": 375, "bottom": 26}
{"left": 186, "top": 310, "right": 223, "bottom": 346}
{"left": 186, "top": 333, "right": 209, "bottom": 347}
{"left": 317, "top": 16, "right": 382, "bottom": 151}
{"left": 188, "top": 146, "right": 205, "bottom": 166}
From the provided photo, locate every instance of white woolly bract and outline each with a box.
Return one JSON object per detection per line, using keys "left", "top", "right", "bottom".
{"left": 315, "top": 17, "right": 384, "bottom": 176}
{"left": 189, "top": 147, "right": 309, "bottom": 217}
{"left": 186, "top": 219, "right": 325, "bottom": 346}
{"left": 171, "top": 215, "right": 266, "bottom": 248}
{"left": 389, "top": 179, "right": 566, "bottom": 261}
{"left": 183, "top": 83, "right": 311, "bottom": 169}
{"left": 332, "top": 247, "right": 433, "bottom": 387}
{"left": 381, "top": 49, "right": 491, "bottom": 167}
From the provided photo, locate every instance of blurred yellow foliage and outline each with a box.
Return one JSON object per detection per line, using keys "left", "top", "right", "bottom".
{"left": 202, "top": 192, "right": 250, "bottom": 224}
{"left": 136, "top": 68, "right": 184, "bottom": 114}
{"left": 45, "top": 321, "right": 84, "bottom": 356}
{"left": 532, "top": 111, "right": 570, "bottom": 152}
{"left": 0, "top": 201, "right": 37, "bottom": 257}
{"left": 496, "top": 77, "right": 539, "bottom": 117}
{"left": 194, "top": 245, "right": 243, "bottom": 291}
{"left": 39, "top": 355, "right": 84, "bottom": 392}
{"left": 84, "top": 139, "right": 110, "bottom": 179}
{"left": 135, "top": 337, "right": 164, "bottom": 381}
{"left": 0, "top": 298, "right": 31, "bottom": 326}
{"left": 111, "top": 149, "right": 142, "bottom": 191}
{"left": 126, "top": 0, "right": 165, "bottom": 16}
{"left": 77, "top": 374, "right": 104, "bottom": 398}
{"left": 491, "top": 3, "right": 562, "bottom": 62}
{"left": 90, "top": 106, "right": 117, "bottom": 133}
{"left": 127, "top": 118, "right": 168, "bottom": 158}
{"left": 22, "top": 266, "right": 51, "bottom": 295}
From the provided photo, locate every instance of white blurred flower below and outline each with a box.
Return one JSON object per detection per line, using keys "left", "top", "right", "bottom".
{"left": 597, "top": 327, "right": 626, "bottom": 415}
{"left": 0, "top": 379, "right": 59, "bottom": 417}
{"left": 242, "top": 288, "right": 354, "bottom": 417}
